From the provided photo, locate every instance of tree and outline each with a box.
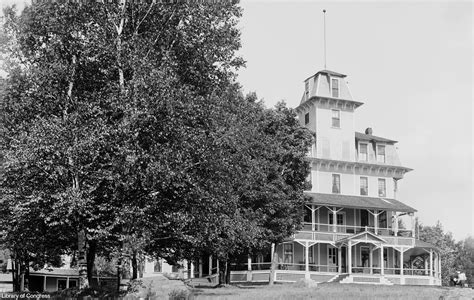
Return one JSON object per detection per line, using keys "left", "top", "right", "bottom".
{"left": 454, "top": 236, "right": 474, "bottom": 287}
{"left": 418, "top": 221, "right": 457, "bottom": 286}
{"left": 0, "top": 1, "right": 246, "bottom": 290}
{"left": 1, "top": 1, "right": 313, "bottom": 291}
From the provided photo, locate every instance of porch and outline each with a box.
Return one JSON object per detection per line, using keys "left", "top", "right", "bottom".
{"left": 223, "top": 233, "right": 441, "bottom": 286}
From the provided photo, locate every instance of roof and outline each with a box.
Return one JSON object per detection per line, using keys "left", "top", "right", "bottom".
{"left": 336, "top": 231, "right": 387, "bottom": 244}
{"left": 415, "top": 239, "right": 439, "bottom": 250}
{"left": 355, "top": 132, "right": 397, "bottom": 144}
{"left": 305, "top": 192, "right": 417, "bottom": 213}
{"left": 30, "top": 268, "right": 79, "bottom": 276}
{"left": 304, "top": 69, "right": 347, "bottom": 81}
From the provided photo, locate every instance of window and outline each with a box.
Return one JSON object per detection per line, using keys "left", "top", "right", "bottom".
{"left": 379, "top": 211, "right": 387, "bottom": 228}
{"left": 332, "top": 174, "right": 340, "bottom": 194}
{"left": 283, "top": 243, "right": 293, "bottom": 264}
{"left": 359, "top": 143, "right": 368, "bottom": 161}
{"left": 303, "top": 206, "right": 312, "bottom": 223}
{"left": 58, "top": 279, "right": 67, "bottom": 290}
{"left": 305, "top": 112, "right": 310, "bottom": 125}
{"left": 329, "top": 212, "right": 346, "bottom": 232}
{"left": 328, "top": 247, "right": 338, "bottom": 265}
{"left": 360, "top": 177, "right": 368, "bottom": 196}
{"left": 154, "top": 260, "right": 162, "bottom": 272}
{"left": 69, "top": 280, "right": 77, "bottom": 288}
{"left": 378, "top": 178, "right": 386, "bottom": 197}
{"left": 331, "top": 78, "right": 339, "bottom": 98}
{"left": 377, "top": 145, "right": 386, "bottom": 163}
{"left": 332, "top": 109, "right": 340, "bottom": 128}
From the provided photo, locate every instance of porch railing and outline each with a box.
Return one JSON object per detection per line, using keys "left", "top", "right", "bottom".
{"left": 300, "top": 222, "right": 414, "bottom": 238}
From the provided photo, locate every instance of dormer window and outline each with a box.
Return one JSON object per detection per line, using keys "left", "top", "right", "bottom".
{"left": 359, "top": 143, "right": 368, "bottom": 161}
{"left": 377, "top": 145, "right": 386, "bottom": 163}
{"left": 331, "top": 109, "right": 340, "bottom": 128}
{"left": 331, "top": 78, "right": 339, "bottom": 98}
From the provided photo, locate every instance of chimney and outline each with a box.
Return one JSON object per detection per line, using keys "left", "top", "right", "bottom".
{"left": 365, "top": 127, "right": 373, "bottom": 135}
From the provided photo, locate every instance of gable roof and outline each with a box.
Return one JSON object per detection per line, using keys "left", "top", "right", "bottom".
{"left": 337, "top": 231, "right": 387, "bottom": 244}
{"left": 355, "top": 132, "right": 397, "bottom": 144}
{"left": 305, "top": 192, "right": 417, "bottom": 213}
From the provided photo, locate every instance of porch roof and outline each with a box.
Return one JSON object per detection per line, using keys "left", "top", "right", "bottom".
{"left": 337, "top": 231, "right": 387, "bottom": 245}
{"left": 305, "top": 193, "right": 417, "bottom": 213}
{"left": 414, "top": 239, "right": 439, "bottom": 251}
{"left": 29, "top": 268, "right": 79, "bottom": 276}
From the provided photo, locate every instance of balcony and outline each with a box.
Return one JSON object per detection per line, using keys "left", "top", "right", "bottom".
{"left": 293, "top": 222, "right": 415, "bottom": 247}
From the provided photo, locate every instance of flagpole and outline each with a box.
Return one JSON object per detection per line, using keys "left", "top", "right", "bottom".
{"left": 323, "top": 9, "right": 327, "bottom": 69}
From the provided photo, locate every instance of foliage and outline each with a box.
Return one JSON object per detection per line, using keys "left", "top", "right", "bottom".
{"left": 0, "top": 0, "right": 312, "bottom": 290}
{"left": 454, "top": 236, "right": 474, "bottom": 286}
{"left": 418, "top": 221, "right": 457, "bottom": 286}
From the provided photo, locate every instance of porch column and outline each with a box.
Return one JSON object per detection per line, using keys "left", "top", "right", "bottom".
{"left": 374, "top": 210, "right": 378, "bottom": 235}
{"left": 400, "top": 250, "right": 405, "bottom": 285}
{"left": 429, "top": 249, "right": 433, "bottom": 278}
{"left": 369, "top": 246, "right": 373, "bottom": 274}
{"left": 332, "top": 207, "right": 337, "bottom": 233}
{"left": 393, "top": 213, "right": 399, "bottom": 236}
{"left": 198, "top": 258, "right": 203, "bottom": 277}
{"left": 216, "top": 260, "right": 220, "bottom": 277}
{"left": 66, "top": 277, "right": 69, "bottom": 288}
{"left": 209, "top": 255, "right": 212, "bottom": 275}
{"left": 410, "top": 213, "right": 415, "bottom": 238}
{"left": 190, "top": 262, "right": 195, "bottom": 279}
{"left": 305, "top": 242, "right": 310, "bottom": 279}
{"left": 380, "top": 245, "right": 384, "bottom": 276}
{"left": 348, "top": 241, "right": 352, "bottom": 274}
{"left": 311, "top": 205, "right": 315, "bottom": 231}
{"left": 338, "top": 247, "right": 342, "bottom": 273}
{"left": 199, "top": 258, "right": 203, "bottom": 277}
{"left": 43, "top": 276, "right": 47, "bottom": 292}
{"left": 438, "top": 253, "right": 442, "bottom": 279}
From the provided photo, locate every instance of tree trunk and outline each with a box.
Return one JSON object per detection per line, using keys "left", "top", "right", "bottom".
{"left": 225, "top": 261, "right": 231, "bottom": 285}
{"left": 131, "top": 251, "right": 138, "bottom": 280}
{"left": 116, "top": 257, "right": 122, "bottom": 293}
{"left": 269, "top": 252, "right": 278, "bottom": 285}
{"left": 78, "top": 229, "right": 89, "bottom": 289}
{"left": 11, "top": 256, "right": 18, "bottom": 292}
{"left": 86, "top": 240, "right": 97, "bottom": 286}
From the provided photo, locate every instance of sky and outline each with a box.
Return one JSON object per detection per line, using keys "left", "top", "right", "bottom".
{"left": 1, "top": 0, "right": 472, "bottom": 240}
{"left": 237, "top": 1, "right": 473, "bottom": 240}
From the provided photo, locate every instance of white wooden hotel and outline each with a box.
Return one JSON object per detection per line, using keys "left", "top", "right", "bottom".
{"left": 220, "top": 69, "right": 442, "bottom": 286}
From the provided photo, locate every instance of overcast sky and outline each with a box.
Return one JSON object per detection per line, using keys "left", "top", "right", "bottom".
{"left": 237, "top": 1, "right": 473, "bottom": 240}
{"left": 2, "top": 0, "right": 472, "bottom": 240}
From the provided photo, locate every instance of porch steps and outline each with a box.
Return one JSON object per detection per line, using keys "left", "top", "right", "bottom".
{"left": 340, "top": 275, "right": 394, "bottom": 285}
{"left": 328, "top": 273, "right": 350, "bottom": 283}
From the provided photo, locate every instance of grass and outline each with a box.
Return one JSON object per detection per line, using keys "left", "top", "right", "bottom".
{"left": 132, "top": 276, "right": 474, "bottom": 300}
{"left": 190, "top": 282, "right": 474, "bottom": 300}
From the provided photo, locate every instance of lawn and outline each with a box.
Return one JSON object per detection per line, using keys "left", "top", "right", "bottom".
{"left": 134, "top": 276, "right": 474, "bottom": 300}
{"left": 189, "top": 283, "right": 474, "bottom": 300}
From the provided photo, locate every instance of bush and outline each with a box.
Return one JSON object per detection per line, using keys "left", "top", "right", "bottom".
{"left": 169, "top": 288, "right": 188, "bottom": 300}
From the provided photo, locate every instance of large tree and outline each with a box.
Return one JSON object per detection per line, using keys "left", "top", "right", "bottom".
{"left": 1, "top": 1, "right": 313, "bottom": 290}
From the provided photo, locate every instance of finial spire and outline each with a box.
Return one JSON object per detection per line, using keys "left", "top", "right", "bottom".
{"left": 323, "top": 9, "right": 327, "bottom": 70}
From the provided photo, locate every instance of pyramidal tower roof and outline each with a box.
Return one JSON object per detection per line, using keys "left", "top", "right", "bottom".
{"left": 299, "top": 69, "right": 363, "bottom": 108}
